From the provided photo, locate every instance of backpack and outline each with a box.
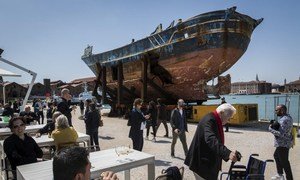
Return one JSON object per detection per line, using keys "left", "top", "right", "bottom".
{"left": 160, "top": 166, "right": 182, "bottom": 180}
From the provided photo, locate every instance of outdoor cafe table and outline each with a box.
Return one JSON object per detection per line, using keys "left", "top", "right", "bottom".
{"left": 0, "top": 132, "right": 90, "bottom": 179}
{"left": 0, "top": 124, "right": 45, "bottom": 138}
{"left": 17, "top": 148, "right": 155, "bottom": 180}
{"left": 0, "top": 119, "right": 8, "bottom": 128}
{"left": 0, "top": 132, "right": 90, "bottom": 159}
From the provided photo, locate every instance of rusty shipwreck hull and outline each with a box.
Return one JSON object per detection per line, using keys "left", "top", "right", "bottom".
{"left": 82, "top": 7, "right": 263, "bottom": 104}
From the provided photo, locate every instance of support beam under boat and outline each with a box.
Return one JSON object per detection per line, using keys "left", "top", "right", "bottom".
{"left": 121, "top": 85, "right": 139, "bottom": 99}
{"left": 117, "top": 62, "right": 123, "bottom": 106}
{"left": 140, "top": 77, "right": 177, "bottom": 103}
{"left": 141, "top": 59, "right": 148, "bottom": 101}
{"left": 101, "top": 66, "right": 107, "bottom": 104}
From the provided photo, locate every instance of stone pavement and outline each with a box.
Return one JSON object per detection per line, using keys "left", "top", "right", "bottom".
{"left": 71, "top": 107, "right": 300, "bottom": 180}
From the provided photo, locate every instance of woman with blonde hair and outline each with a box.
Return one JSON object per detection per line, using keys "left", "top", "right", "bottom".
{"left": 51, "top": 115, "right": 78, "bottom": 150}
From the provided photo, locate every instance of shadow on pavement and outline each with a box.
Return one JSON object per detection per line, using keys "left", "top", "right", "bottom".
{"left": 174, "top": 156, "right": 185, "bottom": 161}
{"left": 155, "top": 140, "right": 171, "bottom": 144}
{"left": 225, "top": 131, "right": 243, "bottom": 134}
{"left": 99, "top": 135, "right": 115, "bottom": 140}
{"left": 155, "top": 159, "right": 172, "bottom": 166}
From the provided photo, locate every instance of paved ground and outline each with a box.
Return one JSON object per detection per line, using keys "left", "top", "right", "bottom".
{"left": 71, "top": 107, "right": 300, "bottom": 180}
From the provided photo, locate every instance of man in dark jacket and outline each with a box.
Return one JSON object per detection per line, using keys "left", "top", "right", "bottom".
{"left": 2, "top": 103, "right": 14, "bottom": 118}
{"left": 85, "top": 102, "right": 100, "bottom": 151}
{"left": 184, "top": 103, "right": 238, "bottom": 180}
{"left": 57, "top": 88, "right": 74, "bottom": 126}
{"left": 128, "top": 98, "right": 149, "bottom": 151}
{"left": 170, "top": 99, "right": 188, "bottom": 157}
{"left": 155, "top": 98, "right": 169, "bottom": 137}
{"left": 19, "top": 106, "right": 38, "bottom": 125}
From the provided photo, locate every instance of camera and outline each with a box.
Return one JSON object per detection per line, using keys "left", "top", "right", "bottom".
{"left": 270, "top": 120, "right": 280, "bottom": 130}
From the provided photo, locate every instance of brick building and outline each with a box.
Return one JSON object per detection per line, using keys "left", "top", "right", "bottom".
{"left": 0, "top": 82, "right": 27, "bottom": 102}
{"left": 285, "top": 79, "right": 300, "bottom": 93}
{"left": 231, "top": 81, "right": 272, "bottom": 94}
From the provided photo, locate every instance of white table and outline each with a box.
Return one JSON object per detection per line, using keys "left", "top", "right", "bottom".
{"left": 0, "top": 132, "right": 90, "bottom": 180}
{"left": 0, "top": 121, "right": 8, "bottom": 128}
{"left": 0, "top": 124, "right": 45, "bottom": 138}
{"left": 17, "top": 148, "right": 155, "bottom": 180}
{"left": 0, "top": 132, "right": 90, "bottom": 157}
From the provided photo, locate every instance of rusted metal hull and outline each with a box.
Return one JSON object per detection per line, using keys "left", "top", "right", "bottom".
{"left": 82, "top": 7, "right": 262, "bottom": 103}
{"left": 106, "top": 47, "right": 243, "bottom": 101}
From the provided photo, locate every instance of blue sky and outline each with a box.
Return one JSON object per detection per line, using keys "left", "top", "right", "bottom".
{"left": 0, "top": 0, "right": 299, "bottom": 85}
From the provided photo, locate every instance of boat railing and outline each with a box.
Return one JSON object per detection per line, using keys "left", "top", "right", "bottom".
{"left": 148, "top": 33, "right": 166, "bottom": 48}
{"left": 167, "top": 19, "right": 241, "bottom": 43}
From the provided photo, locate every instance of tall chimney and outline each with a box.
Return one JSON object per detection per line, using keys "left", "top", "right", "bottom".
{"left": 43, "top": 79, "right": 51, "bottom": 95}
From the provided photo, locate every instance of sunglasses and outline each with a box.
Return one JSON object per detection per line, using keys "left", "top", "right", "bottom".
{"left": 13, "top": 124, "right": 25, "bottom": 129}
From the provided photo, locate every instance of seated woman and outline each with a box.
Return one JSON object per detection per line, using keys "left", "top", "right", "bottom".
{"left": 36, "top": 111, "right": 62, "bottom": 138}
{"left": 51, "top": 115, "right": 78, "bottom": 151}
{"left": 4, "top": 117, "right": 43, "bottom": 177}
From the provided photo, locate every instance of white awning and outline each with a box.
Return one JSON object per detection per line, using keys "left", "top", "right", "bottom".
{"left": 0, "top": 68, "right": 21, "bottom": 77}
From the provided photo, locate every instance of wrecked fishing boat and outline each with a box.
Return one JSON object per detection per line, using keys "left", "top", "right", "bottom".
{"left": 82, "top": 7, "right": 263, "bottom": 105}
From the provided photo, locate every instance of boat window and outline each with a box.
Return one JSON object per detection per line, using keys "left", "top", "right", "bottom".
{"left": 184, "top": 33, "right": 189, "bottom": 38}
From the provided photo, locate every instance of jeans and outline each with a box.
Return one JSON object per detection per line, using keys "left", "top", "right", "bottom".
{"left": 274, "top": 147, "right": 293, "bottom": 180}
{"left": 86, "top": 130, "right": 100, "bottom": 151}
{"left": 171, "top": 130, "right": 188, "bottom": 156}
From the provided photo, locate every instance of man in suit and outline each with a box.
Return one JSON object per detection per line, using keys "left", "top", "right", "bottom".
{"left": 128, "top": 98, "right": 149, "bottom": 151}
{"left": 184, "top": 103, "right": 238, "bottom": 180}
{"left": 170, "top": 99, "right": 188, "bottom": 157}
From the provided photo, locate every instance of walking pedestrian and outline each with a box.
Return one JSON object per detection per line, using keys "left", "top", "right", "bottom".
{"left": 270, "top": 104, "right": 294, "bottom": 180}
{"left": 155, "top": 98, "right": 169, "bottom": 137}
{"left": 145, "top": 101, "right": 157, "bottom": 142}
{"left": 170, "top": 99, "right": 188, "bottom": 157}
{"left": 185, "top": 103, "right": 238, "bottom": 180}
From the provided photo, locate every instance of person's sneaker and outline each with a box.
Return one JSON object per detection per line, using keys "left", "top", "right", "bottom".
{"left": 171, "top": 153, "right": 175, "bottom": 158}
{"left": 271, "top": 174, "right": 284, "bottom": 180}
{"left": 152, "top": 137, "right": 156, "bottom": 142}
{"left": 145, "top": 136, "right": 149, "bottom": 140}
